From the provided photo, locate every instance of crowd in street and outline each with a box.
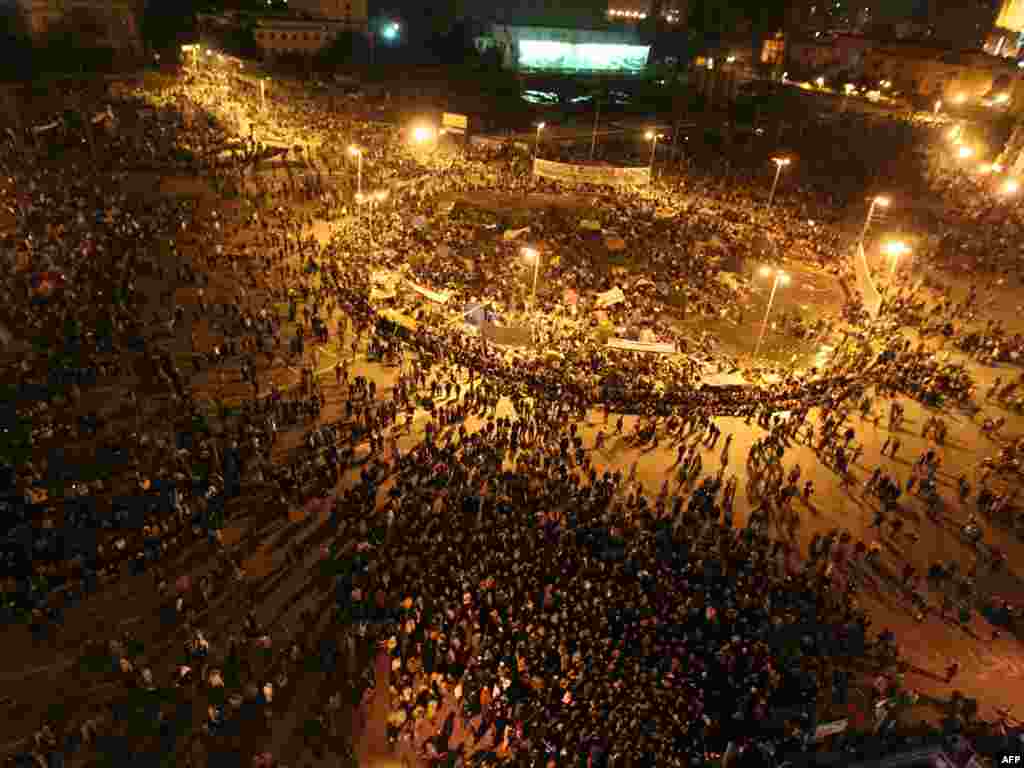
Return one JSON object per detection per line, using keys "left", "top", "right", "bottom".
{"left": 2, "top": 59, "right": 1024, "bottom": 768}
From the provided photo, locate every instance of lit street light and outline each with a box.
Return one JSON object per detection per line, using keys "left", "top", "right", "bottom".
{"left": 883, "top": 240, "right": 909, "bottom": 277}
{"left": 767, "top": 157, "right": 791, "bottom": 207}
{"left": 348, "top": 145, "right": 362, "bottom": 197}
{"left": 957, "top": 145, "right": 974, "bottom": 159}
{"left": 411, "top": 124, "right": 435, "bottom": 144}
{"left": 1002, "top": 178, "right": 1019, "bottom": 195}
{"left": 860, "top": 194, "right": 890, "bottom": 245}
{"left": 754, "top": 266, "right": 790, "bottom": 358}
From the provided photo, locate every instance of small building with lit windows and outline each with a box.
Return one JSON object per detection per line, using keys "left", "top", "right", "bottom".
{"left": 254, "top": 19, "right": 363, "bottom": 58}
{"left": 249, "top": 0, "right": 367, "bottom": 60}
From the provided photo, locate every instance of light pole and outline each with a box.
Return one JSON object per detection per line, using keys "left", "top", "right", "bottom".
{"left": 883, "top": 240, "right": 909, "bottom": 277}
{"left": 645, "top": 129, "right": 664, "bottom": 174}
{"left": 534, "top": 122, "right": 545, "bottom": 156}
{"left": 260, "top": 79, "right": 266, "bottom": 112}
{"left": 767, "top": 157, "right": 790, "bottom": 207}
{"left": 348, "top": 145, "right": 362, "bottom": 198}
{"left": 754, "top": 266, "right": 790, "bottom": 358}
{"left": 522, "top": 247, "right": 540, "bottom": 307}
{"left": 860, "top": 194, "right": 890, "bottom": 245}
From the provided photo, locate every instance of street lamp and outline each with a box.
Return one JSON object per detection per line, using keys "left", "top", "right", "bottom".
{"left": 1002, "top": 178, "right": 1019, "bottom": 195}
{"left": 348, "top": 145, "right": 362, "bottom": 197}
{"left": 957, "top": 145, "right": 974, "bottom": 159}
{"left": 754, "top": 266, "right": 790, "bottom": 358}
{"left": 860, "top": 194, "right": 890, "bottom": 244}
{"left": 883, "top": 240, "right": 909, "bottom": 277}
{"left": 534, "top": 122, "right": 545, "bottom": 156}
{"left": 645, "top": 129, "right": 665, "bottom": 174}
{"left": 767, "top": 157, "right": 791, "bottom": 207}
{"left": 521, "top": 247, "right": 541, "bottom": 307}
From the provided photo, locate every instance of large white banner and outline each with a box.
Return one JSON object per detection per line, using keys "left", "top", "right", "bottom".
{"left": 607, "top": 338, "right": 677, "bottom": 354}
{"left": 533, "top": 158, "right": 651, "bottom": 187}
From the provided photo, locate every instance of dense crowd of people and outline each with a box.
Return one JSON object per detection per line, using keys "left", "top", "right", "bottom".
{"left": 2, "top": 57, "right": 1023, "bottom": 768}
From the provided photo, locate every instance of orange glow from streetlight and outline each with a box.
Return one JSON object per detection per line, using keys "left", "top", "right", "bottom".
{"left": 411, "top": 124, "right": 435, "bottom": 143}
{"left": 883, "top": 241, "right": 909, "bottom": 256}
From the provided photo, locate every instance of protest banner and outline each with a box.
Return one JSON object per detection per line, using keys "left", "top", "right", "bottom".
{"left": 533, "top": 159, "right": 651, "bottom": 188}
{"left": 595, "top": 286, "right": 626, "bottom": 309}
{"left": 406, "top": 282, "right": 451, "bottom": 304}
{"left": 607, "top": 338, "right": 677, "bottom": 354}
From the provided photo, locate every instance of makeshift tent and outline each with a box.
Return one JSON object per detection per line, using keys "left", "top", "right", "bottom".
{"left": 481, "top": 322, "right": 532, "bottom": 347}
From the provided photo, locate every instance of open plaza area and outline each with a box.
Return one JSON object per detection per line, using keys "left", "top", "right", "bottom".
{"left": 4, "top": 55, "right": 1024, "bottom": 768}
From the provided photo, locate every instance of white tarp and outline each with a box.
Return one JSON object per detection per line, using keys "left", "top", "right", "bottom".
{"left": 533, "top": 158, "right": 651, "bottom": 188}
{"left": 407, "top": 281, "right": 452, "bottom": 304}
{"left": 595, "top": 286, "right": 626, "bottom": 309}
{"left": 811, "top": 719, "right": 848, "bottom": 742}
{"left": 503, "top": 227, "right": 531, "bottom": 241}
{"left": 607, "top": 338, "right": 677, "bottom": 354}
